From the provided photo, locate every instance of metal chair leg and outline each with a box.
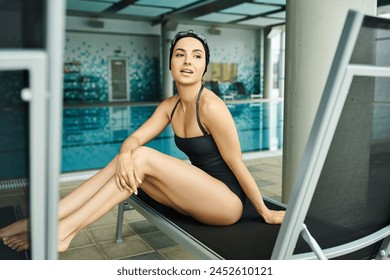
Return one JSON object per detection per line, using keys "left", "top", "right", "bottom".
{"left": 115, "top": 201, "right": 125, "bottom": 244}
{"left": 115, "top": 200, "right": 134, "bottom": 244}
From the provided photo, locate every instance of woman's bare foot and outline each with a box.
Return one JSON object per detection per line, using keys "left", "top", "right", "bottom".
{"left": 3, "top": 233, "right": 29, "bottom": 251}
{"left": 0, "top": 219, "right": 29, "bottom": 239}
{"left": 2, "top": 228, "right": 76, "bottom": 253}
{"left": 57, "top": 231, "right": 77, "bottom": 252}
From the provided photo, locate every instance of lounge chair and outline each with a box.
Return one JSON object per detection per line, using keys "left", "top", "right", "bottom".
{"left": 205, "top": 81, "right": 236, "bottom": 101}
{"left": 115, "top": 10, "right": 390, "bottom": 260}
{"left": 234, "top": 82, "right": 261, "bottom": 99}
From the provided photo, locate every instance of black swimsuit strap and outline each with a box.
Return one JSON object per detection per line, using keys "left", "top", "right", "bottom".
{"left": 170, "top": 84, "right": 208, "bottom": 135}
{"left": 195, "top": 85, "right": 208, "bottom": 135}
{"left": 170, "top": 98, "right": 181, "bottom": 121}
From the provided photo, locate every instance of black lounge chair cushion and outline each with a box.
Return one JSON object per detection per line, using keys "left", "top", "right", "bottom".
{"left": 135, "top": 190, "right": 284, "bottom": 260}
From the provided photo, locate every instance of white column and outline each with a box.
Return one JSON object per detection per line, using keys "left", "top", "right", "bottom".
{"left": 162, "top": 26, "right": 174, "bottom": 99}
{"left": 263, "top": 28, "right": 273, "bottom": 99}
{"left": 282, "top": 0, "right": 377, "bottom": 203}
{"left": 278, "top": 31, "right": 285, "bottom": 98}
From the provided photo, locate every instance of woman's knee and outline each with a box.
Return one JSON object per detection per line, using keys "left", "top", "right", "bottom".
{"left": 131, "top": 146, "right": 157, "bottom": 170}
{"left": 132, "top": 146, "right": 154, "bottom": 159}
{"left": 220, "top": 199, "right": 243, "bottom": 225}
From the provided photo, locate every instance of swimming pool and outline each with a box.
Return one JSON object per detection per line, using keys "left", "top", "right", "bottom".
{"left": 61, "top": 101, "right": 283, "bottom": 172}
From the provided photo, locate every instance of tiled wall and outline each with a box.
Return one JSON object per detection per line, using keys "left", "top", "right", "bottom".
{"left": 64, "top": 26, "right": 261, "bottom": 103}
{"left": 64, "top": 32, "right": 160, "bottom": 102}
{"left": 179, "top": 25, "right": 262, "bottom": 96}
{"left": 208, "top": 32, "right": 261, "bottom": 95}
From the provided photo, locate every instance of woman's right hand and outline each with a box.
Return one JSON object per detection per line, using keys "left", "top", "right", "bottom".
{"left": 115, "top": 152, "right": 142, "bottom": 195}
{"left": 261, "top": 209, "right": 286, "bottom": 225}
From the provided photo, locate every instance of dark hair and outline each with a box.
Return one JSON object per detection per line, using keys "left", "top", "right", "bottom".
{"left": 169, "top": 29, "right": 210, "bottom": 75}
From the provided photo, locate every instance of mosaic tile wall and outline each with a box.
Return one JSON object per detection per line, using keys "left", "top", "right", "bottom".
{"left": 64, "top": 32, "right": 160, "bottom": 103}
{"left": 202, "top": 27, "right": 262, "bottom": 96}
{"left": 209, "top": 46, "right": 261, "bottom": 96}
{"left": 64, "top": 27, "right": 261, "bottom": 102}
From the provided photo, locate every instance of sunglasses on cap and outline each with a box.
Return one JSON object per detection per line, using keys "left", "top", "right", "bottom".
{"left": 170, "top": 29, "right": 209, "bottom": 47}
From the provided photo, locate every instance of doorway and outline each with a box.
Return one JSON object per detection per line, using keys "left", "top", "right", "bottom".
{"left": 108, "top": 57, "right": 129, "bottom": 102}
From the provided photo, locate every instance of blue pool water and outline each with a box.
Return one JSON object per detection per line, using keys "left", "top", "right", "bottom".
{"left": 61, "top": 101, "right": 283, "bottom": 172}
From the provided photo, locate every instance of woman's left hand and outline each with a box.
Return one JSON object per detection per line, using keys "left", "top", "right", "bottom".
{"left": 115, "top": 152, "right": 142, "bottom": 194}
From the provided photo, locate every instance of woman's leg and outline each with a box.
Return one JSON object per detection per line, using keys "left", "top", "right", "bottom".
{"left": 57, "top": 146, "right": 243, "bottom": 251}
{"left": 58, "top": 155, "right": 118, "bottom": 220}
{"left": 5, "top": 145, "right": 243, "bottom": 252}
{"left": 2, "top": 173, "right": 130, "bottom": 252}
{"left": 0, "top": 156, "right": 118, "bottom": 241}
{"left": 0, "top": 155, "right": 119, "bottom": 250}
{"left": 132, "top": 146, "right": 243, "bottom": 225}
{"left": 57, "top": 175, "right": 131, "bottom": 252}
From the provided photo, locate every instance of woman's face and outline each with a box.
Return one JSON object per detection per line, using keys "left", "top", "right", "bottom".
{"left": 170, "top": 37, "right": 206, "bottom": 85}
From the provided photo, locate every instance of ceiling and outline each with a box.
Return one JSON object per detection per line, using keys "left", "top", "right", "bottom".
{"left": 66, "top": 0, "right": 287, "bottom": 28}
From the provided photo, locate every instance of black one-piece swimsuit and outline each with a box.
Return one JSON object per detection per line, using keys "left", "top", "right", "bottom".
{"left": 170, "top": 86, "right": 246, "bottom": 204}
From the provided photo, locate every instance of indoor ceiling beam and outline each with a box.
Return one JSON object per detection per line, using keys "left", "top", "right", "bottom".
{"left": 102, "top": 0, "right": 137, "bottom": 13}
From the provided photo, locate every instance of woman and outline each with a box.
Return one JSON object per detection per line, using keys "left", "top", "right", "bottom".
{"left": 1, "top": 30, "right": 285, "bottom": 252}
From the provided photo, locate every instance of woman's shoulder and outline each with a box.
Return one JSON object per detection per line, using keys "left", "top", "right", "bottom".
{"left": 162, "top": 95, "right": 179, "bottom": 104}
{"left": 158, "top": 95, "right": 180, "bottom": 110}
{"left": 200, "top": 88, "right": 228, "bottom": 114}
{"left": 150, "top": 96, "right": 180, "bottom": 121}
{"left": 199, "top": 88, "right": 234, "bottom": 131}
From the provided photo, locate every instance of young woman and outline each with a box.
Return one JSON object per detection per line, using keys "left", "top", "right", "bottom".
{"left": 1, "top": 30, "right": 285, "bottom": 253}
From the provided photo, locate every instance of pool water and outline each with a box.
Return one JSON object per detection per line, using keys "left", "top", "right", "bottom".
{"left": 62, "top": 101, "right": 283, "bottom": 172}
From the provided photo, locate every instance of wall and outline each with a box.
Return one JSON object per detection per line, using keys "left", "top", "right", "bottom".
{"left": 64, "top": 16, "right": 262, "bottom": 103}
{"left": 64, "top": 31, "right": 160, "bottom": 102}
{"left": 175, "top": 24, "right": 262, "bottom": 95}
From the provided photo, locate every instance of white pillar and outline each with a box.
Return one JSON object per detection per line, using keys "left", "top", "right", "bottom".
{"left": 263, "top": 28, "right": 273, "bottom": 99}
{"left": 278, "top": 31, "right": 285, "bottom": 98}
{"left": 282, "top": 0, "right": 377, "bottom": 203}
{"left": 162, "top": 26, "right": 175, "bottom": 99}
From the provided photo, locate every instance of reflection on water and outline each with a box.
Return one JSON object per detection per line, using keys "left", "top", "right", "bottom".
{"left": 61, "top": 101, "right": 284, "bottom": 172}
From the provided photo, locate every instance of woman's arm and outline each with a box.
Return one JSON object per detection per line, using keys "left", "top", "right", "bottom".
{"left": 116, "top": 97, "right": 176, "bottom": 193}
{"left": 201, "top": 96, "right": 285, "bottom": 224}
